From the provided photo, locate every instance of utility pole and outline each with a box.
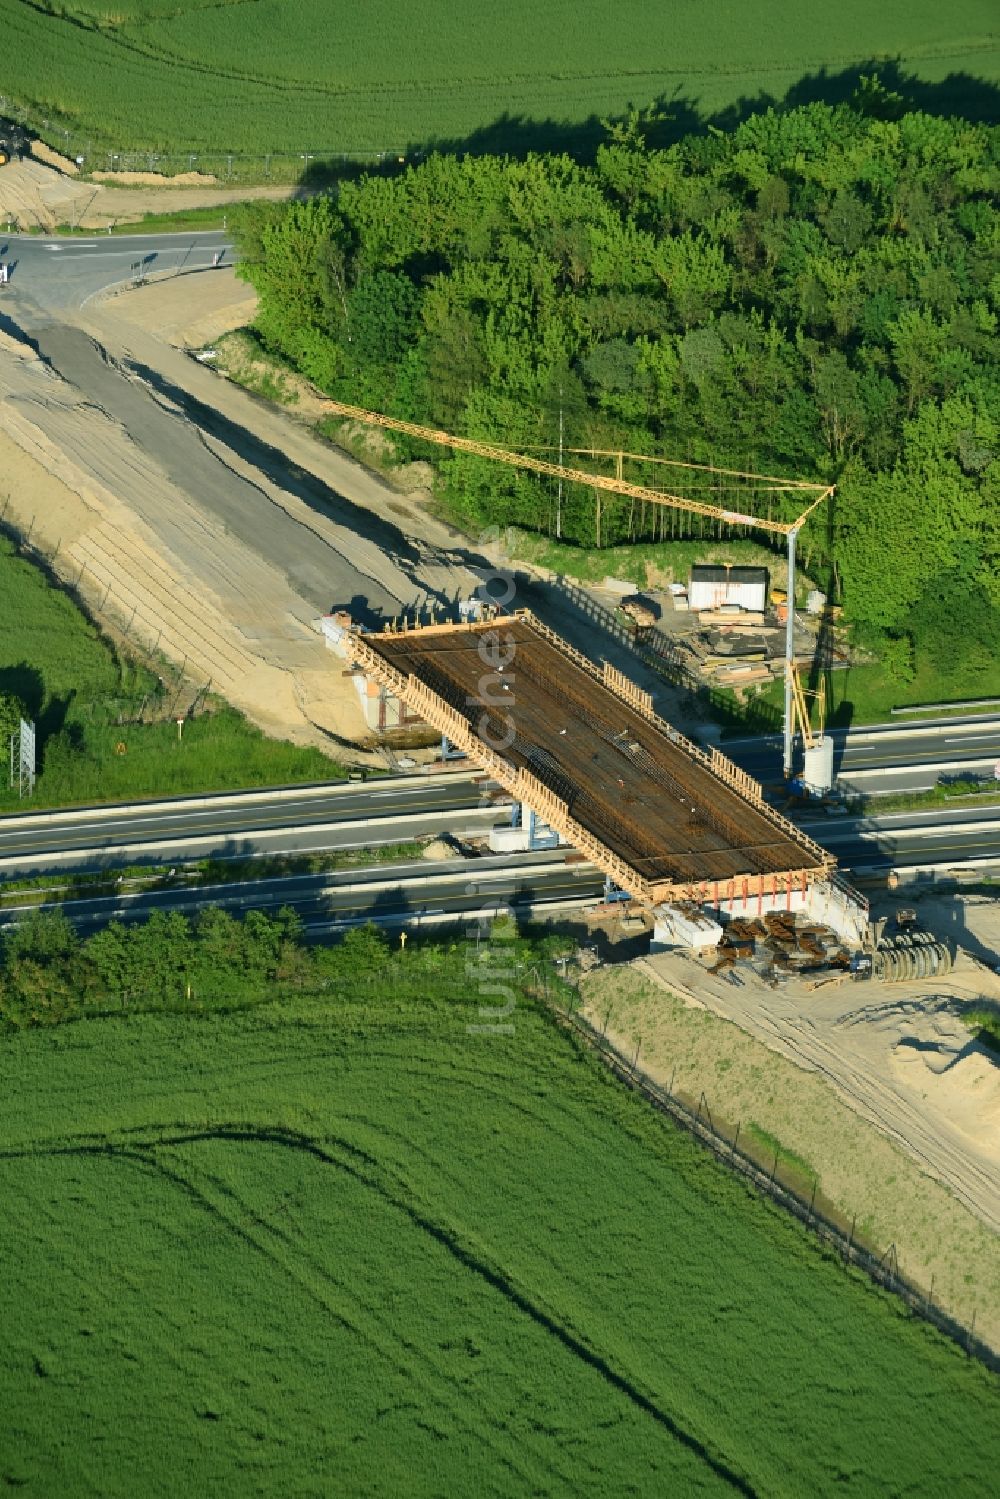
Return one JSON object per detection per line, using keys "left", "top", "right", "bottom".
{"left": 556, "top": 386, "right": 564, "bottom": 540}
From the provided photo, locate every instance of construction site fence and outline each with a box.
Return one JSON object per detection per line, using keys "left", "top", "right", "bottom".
{"left": 0, "top": 500, "right": 205, "bottom": 723}
{"left": 0, "top": 97, "right": 410, "bottom": 187}
{"left": 551, "top": 996, "right": 997, "bottom": 1373}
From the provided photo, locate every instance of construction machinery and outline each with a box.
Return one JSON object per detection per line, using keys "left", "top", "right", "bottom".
{"left": 318, "top": 396, "right": 833, "bottom": 781}
{"left": 0, "top": 120, "right": 30, "bottom": 168}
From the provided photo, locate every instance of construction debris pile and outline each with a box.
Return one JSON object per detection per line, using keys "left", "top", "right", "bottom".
{"left": 708, "top": 911, "right": 852, "bottom": 983}
{"left": 699, "top": 909, "right": 956, "bottom": 987}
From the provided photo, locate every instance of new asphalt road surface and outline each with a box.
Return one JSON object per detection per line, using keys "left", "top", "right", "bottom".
{"left": 0, "top": 230, "right": 230, "bottom": 321}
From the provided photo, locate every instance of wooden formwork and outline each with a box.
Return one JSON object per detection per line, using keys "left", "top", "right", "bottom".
{"left": 349, "top": 616, "right": 834, "bottom": 908}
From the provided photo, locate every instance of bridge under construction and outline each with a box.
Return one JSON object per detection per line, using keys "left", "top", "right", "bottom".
{"left": 350, "top": 611, "right": 833, "bottom": 909}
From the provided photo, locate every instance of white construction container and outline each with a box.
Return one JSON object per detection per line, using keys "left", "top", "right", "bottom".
{"left": 689, "top": 565, "right": 768, "bottom": 614}
{"left": 802, "top": 735, "right": 835, "bottom": 794}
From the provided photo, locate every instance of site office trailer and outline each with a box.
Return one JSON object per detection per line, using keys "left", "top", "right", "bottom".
{"left": 688, "top": 565, "right": 768, "bottom": 613}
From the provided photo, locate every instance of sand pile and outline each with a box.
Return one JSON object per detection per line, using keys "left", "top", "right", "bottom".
{"left": 31, "top": 139, "right": 79, "bottom": 175}
{"left": 892, "top": 1038, "right": 1000, "bottom": 1148}
{"left": 90, "top": 169, "right": 219, "bottom": 186}
{"left": 421, "top": 838, "right": 459, "bottom": 861}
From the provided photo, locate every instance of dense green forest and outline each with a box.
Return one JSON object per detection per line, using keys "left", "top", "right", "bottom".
{"left": 235, "top": 97, "right": 1000, "bottom": 685}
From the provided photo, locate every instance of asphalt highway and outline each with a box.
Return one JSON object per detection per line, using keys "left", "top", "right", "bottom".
{"left": 800, "top": 802, "right": 1000, "bottom": 872}
{"left": 0, "top": 773, "right": 486, "bottom": 854}
{"left": 0, "top": 773, "right": 507, "bottom": 877}
{"left": 724, "top": 713, "right": 1000, "bottom": 794}
{"left": 1, "top": 230, "right": 230, "bottom": 321}
{"left": 5, "top": 770, "right": 1000, "bottom": 883}
{"left": 0, "top": 849, "right": 605, "bottom": 936}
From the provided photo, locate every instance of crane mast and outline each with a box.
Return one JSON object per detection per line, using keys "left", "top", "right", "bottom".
{"left": 321, "top": 396, "right": 832, "bottom": 779}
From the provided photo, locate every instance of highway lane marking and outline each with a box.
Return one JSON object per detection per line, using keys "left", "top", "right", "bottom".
{"left": 0, "top": 857, "right": 579, "bottom": 916}
{"left": 845, "top": 757, "right": 999, "bottom": 779}
{"left": 0, "top": 795, "right": 484, "bottom": 846}
{"left": 0, "top": 809, "right": 507, "bottom": 873}
{"left": 0, "top": 773, "right": 482, "bottom": 831}
{"left": 723, "top": 716, "right": 1000, "bottom": 751}
{"left": 801, "top": 805, "right": 1000, "bottom": 830}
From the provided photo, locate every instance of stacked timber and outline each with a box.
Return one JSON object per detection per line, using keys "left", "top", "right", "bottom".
{"left": 698, "top": 609, "right": 766, "bottom": 627}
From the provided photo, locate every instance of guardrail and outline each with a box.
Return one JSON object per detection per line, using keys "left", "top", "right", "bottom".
{"left": 0, "top": 771, "right": 478, "bottom": 833}
{"left": 892, "top": 700, "right": 1000, "bottom": 715}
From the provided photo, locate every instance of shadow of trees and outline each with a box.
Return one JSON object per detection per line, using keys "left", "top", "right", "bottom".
{"left": 298, "top": 58, "right": 1000, "bottom": 186}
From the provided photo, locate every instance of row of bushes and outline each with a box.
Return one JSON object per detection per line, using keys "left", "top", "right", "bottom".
{"left": 0, "top": 907, "right": 393, "bottom": 1029}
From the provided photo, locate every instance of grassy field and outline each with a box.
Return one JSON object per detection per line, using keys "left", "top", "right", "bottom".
{"left": 1, "top": 0, "right": 997, "bottom": 161}
{"left": 0, "top": 534, "right": 340, "bottom": 810}
{"left": 1, "top": 936, "right": 998, "bottom": 1494}
{"left": 582, "top": 964, "right": 1000, "bottom": 1353}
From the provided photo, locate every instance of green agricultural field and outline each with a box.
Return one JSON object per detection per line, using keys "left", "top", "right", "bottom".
{"left": 0, "top": 534, "right": 340, "bottom": 809}
{"left": 1, "top": 933, "right": 997, "bottom": 1495}
{"left": 1, "top": 0, "right": 997, "bottom": 162}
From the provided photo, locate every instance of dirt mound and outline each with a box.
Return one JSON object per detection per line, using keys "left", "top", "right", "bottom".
{"left": 106, "top": 270, "right": 258, "bottom": 350}
{"left": 422, "top": 837, "right": 459, "bottom": 861}
{"left": 31, "top": 138, "right": 79, "bottom": 175}
{"left": 892, "top": 1038, "right": 1000, "bottom": 1148}
{"left": 90, "top": 169, "right": 219, "bottom": 186}
{"left": 395, "top": 460, "right": 435, "bottom": 495}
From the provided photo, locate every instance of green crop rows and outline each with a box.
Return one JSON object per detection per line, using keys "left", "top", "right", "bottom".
{"left": 1, "top": 935, "right": 997, "bottom": 1495}
{"left": 2, "top": 0, "right": 997, "bottom": 159}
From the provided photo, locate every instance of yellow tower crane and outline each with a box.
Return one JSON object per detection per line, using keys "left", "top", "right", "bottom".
{"left": 320, "top": 398, "right": 834, "bottom": 779}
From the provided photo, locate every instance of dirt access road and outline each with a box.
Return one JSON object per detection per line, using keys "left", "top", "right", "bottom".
{"left": 637, "top": 945, "right": 1000, "bottom": 1235}
{"left": 0, "top": 154, "right": 297, "bottom": 232}
{"left": 0, "top": 263, "right": 479, "bottom": 749}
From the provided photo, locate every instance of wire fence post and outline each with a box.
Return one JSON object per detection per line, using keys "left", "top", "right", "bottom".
{"left": 543, "top": 992, "right": 994, "bottom": 1372}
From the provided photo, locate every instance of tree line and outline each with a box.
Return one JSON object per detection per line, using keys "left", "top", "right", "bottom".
{"left": 233, "top": 90, "right": 999, "bottom": 685}
{"left": 0, "top": 907, "right": 393, "bottom": 1029}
